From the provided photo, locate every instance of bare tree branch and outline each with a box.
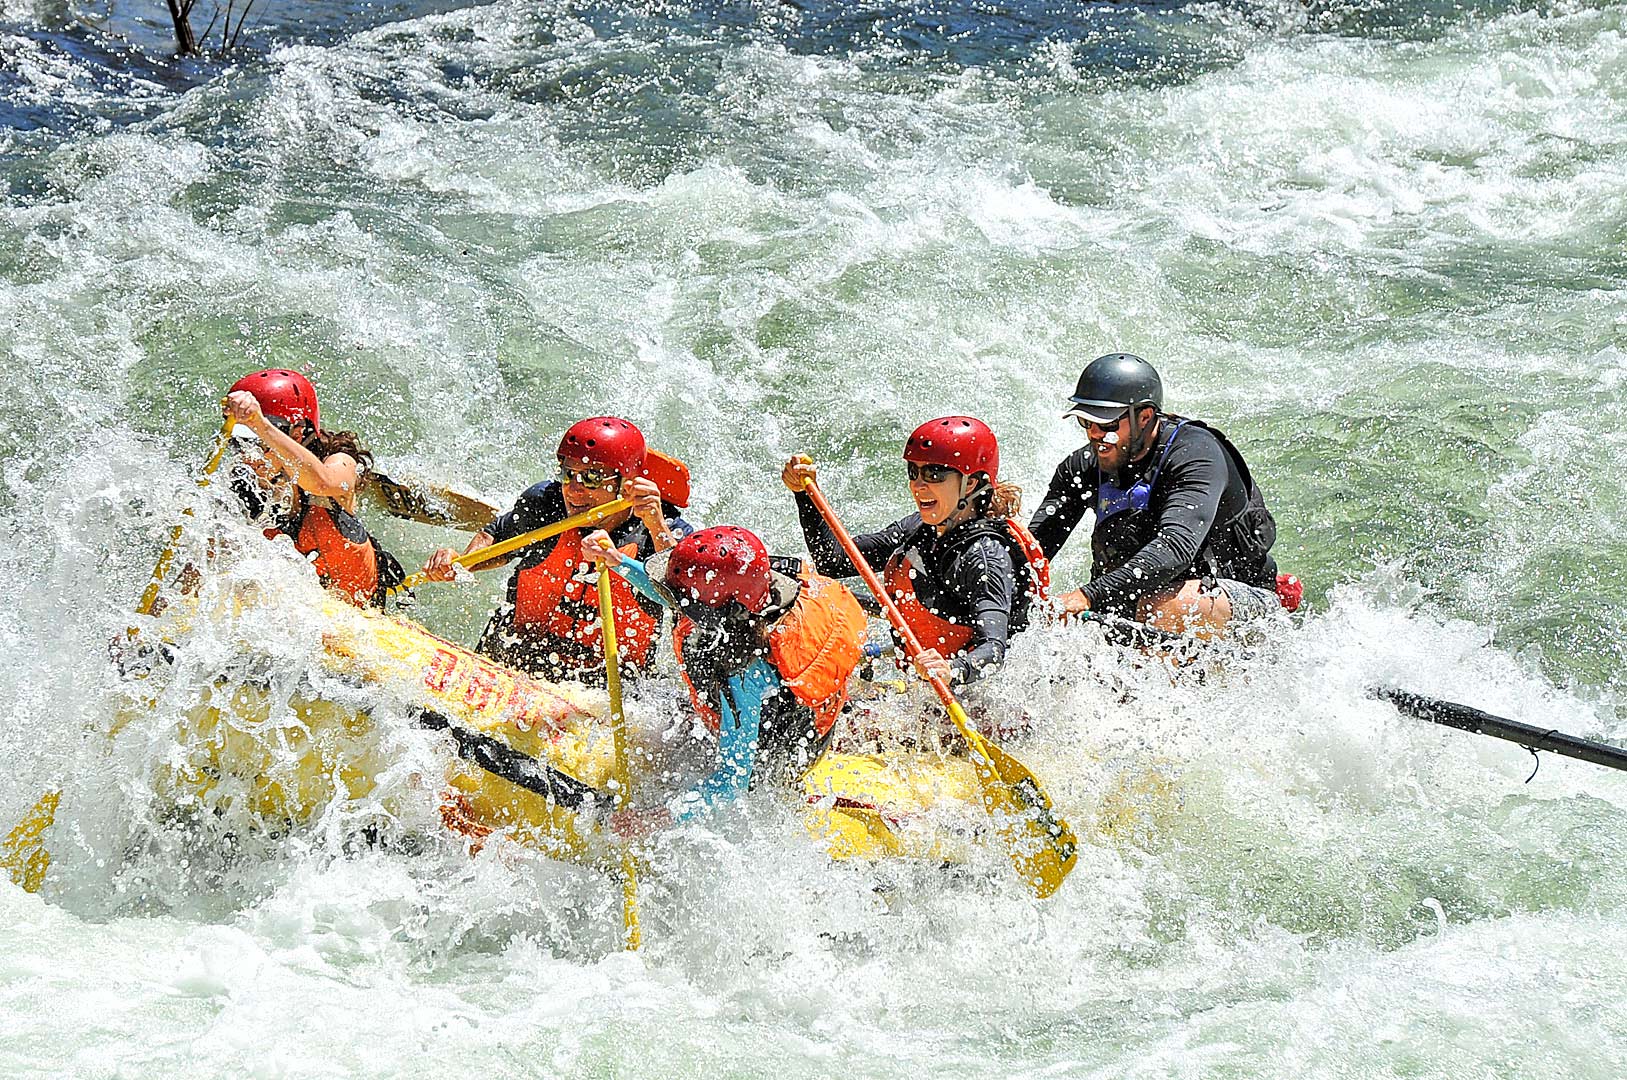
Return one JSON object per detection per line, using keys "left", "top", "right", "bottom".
{"left": 164, "top": 0, "right": 199, "bottom": 55}
{"left": 200, "top": 0, "right": 224, "bottom": 47}
{"left": 158, "top": 0, "right": 256, "bottom": 58}
{"left": 227, "top": 0, "right": 257, "bottom": 50}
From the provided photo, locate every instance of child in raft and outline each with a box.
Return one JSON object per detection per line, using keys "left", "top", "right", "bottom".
{"left": 578, "top": 525, "right": 867, "bottom": 838}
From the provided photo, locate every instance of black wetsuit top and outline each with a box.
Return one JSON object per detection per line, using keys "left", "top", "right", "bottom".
{"left": 1028, "top": 418, "right": 1277, "bottom": 616}
{"left": 476, "top": 481, "right": 692, "bottom": 681}
{"left": 794, "top": 492, "right": 1031, "bottom": 685}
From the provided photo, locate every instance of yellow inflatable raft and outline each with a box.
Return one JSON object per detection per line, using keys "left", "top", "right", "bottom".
{"left": 133, "top": 593, "right": 1176, "bottom": 868}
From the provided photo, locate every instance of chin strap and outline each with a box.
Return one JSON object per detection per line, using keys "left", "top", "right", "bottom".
{"left": 1127, "top": 407, "right": 1158, "bottom": 459}
{"left": 953, "top": 474, "right": 993, "bottom": 515}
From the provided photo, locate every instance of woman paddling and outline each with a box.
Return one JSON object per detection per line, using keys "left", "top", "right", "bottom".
{"left": 420, "top": 417, "right": 692, "bottom": 685}
{"left": 224, "top": 369, "right": 400, "bottom": 607}
{"left": 579, "top": 525, "right": 867, "bottom": 838}
{"left": 782, "top": 416, "right": 1049, "bottom": 688}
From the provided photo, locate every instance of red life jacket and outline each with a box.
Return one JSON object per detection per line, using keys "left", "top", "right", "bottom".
{"left": 674, "top": 570, "right": 867, "bottom": 738}
{"left": 881, "top": 517, "right": 1050, "bottom": 656}
{"left": 269, "top": 499, "right": 379, "bottom": 607}
{"left": 509, "top": 529, "right": 661, "bottom": 674}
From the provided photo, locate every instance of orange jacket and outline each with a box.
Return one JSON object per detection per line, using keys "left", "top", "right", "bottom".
{"left": 272, "top": 500, "right": 378, "bottom": 607}
{"left": 675, "top": 570, "right": 867, "bottom": 738}
{"left": 510, "top": 529, "right": 661, "bottom": 673}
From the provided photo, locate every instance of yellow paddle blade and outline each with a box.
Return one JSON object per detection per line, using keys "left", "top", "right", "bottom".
{"left": 367, "top": 473, "right": 500, "bottom": 531}
{"left": 2, "top": 789, "right": 60, "bottom": 894}
{"left": 951, "top": 704, "right": 1079, "bottom": 899}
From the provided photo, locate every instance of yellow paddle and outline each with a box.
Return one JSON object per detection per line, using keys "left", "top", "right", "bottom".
{"left": 1, "top": 791, "right": 58, "bottom": 892}
{"left": 596, "top": 542, "right": 642, "bottom": 950}
{"left": 366, "top": 472, "right": 500, "bottom": 530}
{"left": 3, "top": 418, "right": 237, "bottom": 893}
{"left": 801, "top": 478, "right": 1079, "bottom": 898}
{"left": 136, "top": 416, "right": 238, "bottom": 617}
{"left": 391, "top": 499, "right": 633, "bottom": 595}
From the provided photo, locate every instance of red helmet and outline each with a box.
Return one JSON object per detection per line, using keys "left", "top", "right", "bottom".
{"left": 557, "top": 417, "right": 646, "bottom": 476}
{"left": 229, "top": 369, "right": 320, "bottom": 430}
{"left": 903, "top": 416, "right": 999, "bottom": 480}
{"left": 664, "top": 526, "right": 773, "bottom": 614}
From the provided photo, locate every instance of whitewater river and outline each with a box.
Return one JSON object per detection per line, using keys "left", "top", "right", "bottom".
{"left": 2, "top": 0, "right": 1625, "bottom": 1075}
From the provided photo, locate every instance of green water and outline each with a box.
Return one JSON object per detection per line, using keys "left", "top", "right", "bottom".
{"left": 1, "top": 0, "right": 1625, "bottom": 1074}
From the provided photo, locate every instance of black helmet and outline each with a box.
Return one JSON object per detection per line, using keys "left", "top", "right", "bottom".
{"left": 1064, "top": 353, "right": 1163, "bottom": 423}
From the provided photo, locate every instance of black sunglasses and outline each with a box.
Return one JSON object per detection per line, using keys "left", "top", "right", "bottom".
{"left": 906, "top": 462, "right": 958, "bottom": 484}
{"left": 557, "top": 464, "right": 621, "bottom": 490}
{"left": 1073, "top": 412, "right": 1129, "bottom": 433}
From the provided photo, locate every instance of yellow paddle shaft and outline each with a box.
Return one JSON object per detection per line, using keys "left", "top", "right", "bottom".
{"left": 392, "top": 498, "right": 633, "bottom": 594}
{"left": 597, "top": 551, "right": 642, "bottom": 951}
{"left": 136, "top": 417, "right": 237, "bottom": 617}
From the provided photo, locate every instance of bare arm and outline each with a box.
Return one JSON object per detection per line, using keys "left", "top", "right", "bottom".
{"left": 422, "top": 530, "right": 493, "bottom": 581}
{"left": 624, "top": 476, "right": 680, "bottom": 552}
{"left": 225, "top": 391, "right": 360, "bottom": 506}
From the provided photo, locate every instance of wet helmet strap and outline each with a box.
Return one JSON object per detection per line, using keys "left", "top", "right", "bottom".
{"left": 1127, "top": 404, "right": 1154, "bottom": 458}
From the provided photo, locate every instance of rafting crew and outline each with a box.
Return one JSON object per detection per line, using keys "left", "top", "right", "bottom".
{"left": 579, "top": 525, "right": 867, "bottom": 838}
{"left": 421, "top": 417, "right": 693, "bottom": 685}
{"left": 783, "top": 417, "right": 1049, "bottom": 688}
{"left": 1030, "top": 353, "right": 1298, "bottom": 635}
{"left": 224, "top": 369, "right": 402, "bottom": 607}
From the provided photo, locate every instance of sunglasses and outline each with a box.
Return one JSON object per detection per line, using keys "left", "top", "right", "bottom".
{"left": 906, "top": 462, "right": 958, "bottom": 484}
{"left": 558, "top": 465, "right": 621, "bottom": 490}
{"left": 1074, "top": 412, "right": 1129, "bottom": 434}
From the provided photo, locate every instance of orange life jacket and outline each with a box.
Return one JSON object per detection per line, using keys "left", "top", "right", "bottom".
{"left": 269, "top": 499, "right": 378, "bottom": 607}
{"left": 674, "top": 570, "right": 867, "bottom": 738}
{"left": 509, "top": 528, "right": 661, "bottom": 673}
{"left": 881, "top": 517, "right": 1050, "bottom": 656}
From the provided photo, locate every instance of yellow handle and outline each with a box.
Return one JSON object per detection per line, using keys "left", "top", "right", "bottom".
{"left": 596, "top": 548, "right": 631, "bottom": 798}
{"left": 597, "top": 544, "right": 642, "bottom": 951}
{"left": 136, "top": 416, "right": 237, "bottom": 617}
{"left": 393, "top": 498, "right": 634, "bottom": 595}
{"left": 785, "top": 453, "right": 814, "bottom": 492}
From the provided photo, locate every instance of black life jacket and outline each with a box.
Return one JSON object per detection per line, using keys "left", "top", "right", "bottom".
{"left": 1091, "top": 417, "right": 1278, "bottom": 590}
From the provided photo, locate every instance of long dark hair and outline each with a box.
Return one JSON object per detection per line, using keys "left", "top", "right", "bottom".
{"left": 679, "top": 603, "right": 770, "bottom": 714}
{"left": 300, "top": 425, "right": 373, "bottom": 475}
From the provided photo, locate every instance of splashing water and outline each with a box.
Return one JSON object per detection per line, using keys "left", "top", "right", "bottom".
{"left": 2, "top": 0, "right": 1626, "bottom": 1074}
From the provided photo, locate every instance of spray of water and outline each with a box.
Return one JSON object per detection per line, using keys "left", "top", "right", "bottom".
{"left": 2, "top": 0, "right": 1625, "bottom": 1073}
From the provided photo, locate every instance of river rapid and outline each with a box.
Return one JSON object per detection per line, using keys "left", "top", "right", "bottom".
{"left": 2, "top": 0, "right": 1625, "bottom": 1075}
